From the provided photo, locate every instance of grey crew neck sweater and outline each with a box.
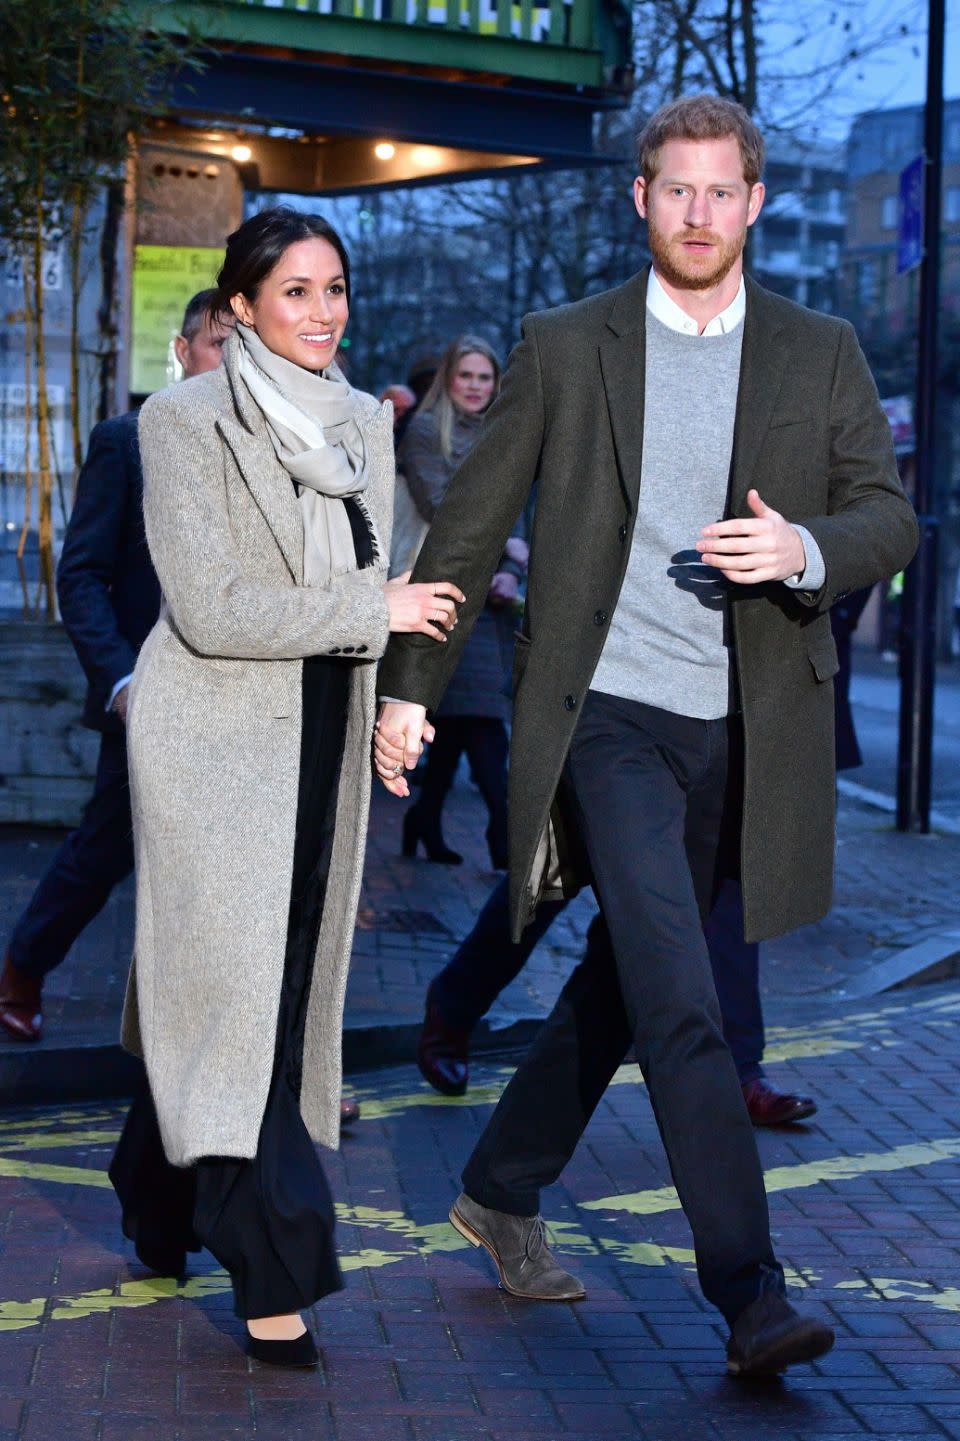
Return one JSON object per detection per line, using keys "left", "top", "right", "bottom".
{"left": 590, "top": 311, "right": 744, "bottom": 720}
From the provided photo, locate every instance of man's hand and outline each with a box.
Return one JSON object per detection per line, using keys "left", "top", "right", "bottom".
{"left": 503, "top": 536, "right": 529, "bottom": 567}
{"left": 698, "top": 489, "right": 806, "bottom": 585}
{"left": 488, "top": 571, "right": 519, "bottom": 607}
{"left": 111, "top": 684, "right": 130, "bottom": 724}
{"left": 374, "top": 702, "right": 432, "bottom": 798}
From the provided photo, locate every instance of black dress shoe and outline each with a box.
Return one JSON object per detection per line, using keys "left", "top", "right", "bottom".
{"left": 0, "top": 951, "right": 43, "bottom": 1042}
{"left": 417, "top": 1003, "right": 469, "bottom": 1096}
{"left": 339, "top": 1096, "right": 360, "bottom": 1129}
{"left": 727, "top": 1292, "right": 834, "bottom": 1377}
{"left": 742, "top": 1077, "right": 817, "bottom": 1127}
{"left": 247, "top": 1328, "right": 319, "bottom": 1367}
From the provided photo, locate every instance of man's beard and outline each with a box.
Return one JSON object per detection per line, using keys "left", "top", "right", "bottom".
{"left": 647, "top": 216, "right": 746, "bottom": 292}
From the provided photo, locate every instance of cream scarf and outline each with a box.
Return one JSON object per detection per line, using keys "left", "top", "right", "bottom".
{"left": 235, "top": 322, "right": 375, "bottom": 586}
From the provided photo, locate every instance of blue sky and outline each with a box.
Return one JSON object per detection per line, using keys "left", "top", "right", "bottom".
{"left": 762, "top": 0, "right": 959, "bottom": 135}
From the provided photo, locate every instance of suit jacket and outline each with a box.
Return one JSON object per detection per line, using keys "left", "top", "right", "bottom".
{"left": 56, "top": 411, "right": 162, "bottom": 732}
{"left": 378, "top": 269, "right": 919, "bottom": 944}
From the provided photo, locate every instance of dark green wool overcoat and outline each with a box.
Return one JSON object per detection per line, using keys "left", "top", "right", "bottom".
{"left": 378, "top": 269, "right": 919, "bottom": 943}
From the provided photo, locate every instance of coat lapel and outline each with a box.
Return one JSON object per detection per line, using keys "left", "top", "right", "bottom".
{"left": 598, "top": 269, "right": 648, "bottom": 514}
{"left": 728, "top": 278, "right": 791, "bottom": 516}
{"left": 218, "top": 335, "right": 305, "bottom": 582}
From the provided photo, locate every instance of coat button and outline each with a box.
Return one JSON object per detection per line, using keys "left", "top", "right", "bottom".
{"left": 329, "top": 647, "right": 341, "bottom": 655}
{"left": 618, "top": 523, "right": 628, "bottom": 543}
{"left": 356, "top": 644, "right": 368, "bottom": 654}
{"left": 593, "top": 610, "right": 607, "bottom": 626}
{"left": 342, "top": 645, "right": 355, "bottom": 654}
{"left": 564, "top": 694, "right": 576, "bottom": 711}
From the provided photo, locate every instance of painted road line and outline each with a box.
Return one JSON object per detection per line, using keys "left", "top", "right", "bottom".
{"left": 350, "top": 995, "right": 960, "bottom": 1122}
{"left": 581, "top": 1135, "right": 960, "bottom": 1216}
{"left": 0, "top": 1129, "right": 121, "bottom": 1152}
{"left": 0, "top": 1157, "right": 113, "bottom": 1188}
{"left": 3, "top": 1244, "right": 959, "bottom": 1337}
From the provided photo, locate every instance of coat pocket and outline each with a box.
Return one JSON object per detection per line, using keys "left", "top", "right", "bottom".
{"left": 807, "top": 634, "right": 840, "bottom": 682}
{"left": 512, "top": 630, "right": 532, "bottom": 695}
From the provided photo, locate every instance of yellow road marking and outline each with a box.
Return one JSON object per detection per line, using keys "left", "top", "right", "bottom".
{"left": 0, "top": 1157, "right": 113, "bottom": 1188}
{"left": 347, "top": 1082, "right": 510, "bottom": 1121}
{"left": 0, "top": 1130, "right": 119, "bottom": 1153}
{"left": 0, "top": 1109, "right": 118, "bottom": 1137}
{"left": 350, "top": 993, "right": 960, "bottom": 1122}
{"left": 582, "top": 1136, "right": 960, "bottom": 1215}
{"left": 836, "top": 1277, "right": 960, "bottom": 1314}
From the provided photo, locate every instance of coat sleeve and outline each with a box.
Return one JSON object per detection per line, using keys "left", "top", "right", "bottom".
{"left": 397, "top": 412, "right": 451, "bottom": 523}
{"left": 56, "top": 418, "right": 139, "bottom": 705}
{"left": 378, "top": 317, "right": 545, "bottom": 711}
{"left": 795, "top": 322, "right": 919, "bottom": 608}
{"left": 138, "top": 391, "right": 390, "bottom": 661}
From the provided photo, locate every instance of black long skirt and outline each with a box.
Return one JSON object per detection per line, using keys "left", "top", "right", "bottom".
{"left": 110, "top": 654, "right": 351, "bottom": 1319}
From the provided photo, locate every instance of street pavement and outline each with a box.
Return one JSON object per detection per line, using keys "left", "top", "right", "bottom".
{"left": 3, "top": 762, "right": 960, "bottom": 1089}
{"left": 1, "top": 671, "right": 960, "bottom": 1437}
{"left": 846, "top": 656, "right": 960, "bottom": 829}
{"left": 1, "top": 983, "right": 960, "bottom": 1439}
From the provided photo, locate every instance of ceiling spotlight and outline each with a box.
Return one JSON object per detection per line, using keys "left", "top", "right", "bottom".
{"left": 411, "top": 146, "right": 442, "bottom": 169}
{"left": 374, "top": 142, "right": 396, "bottom": 161}
{"left": 231, "top": 144, "right": 252, "bottom": 163}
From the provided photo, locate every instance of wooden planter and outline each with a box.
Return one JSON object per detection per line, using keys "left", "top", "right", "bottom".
{"left": 0, "top": 622, "right": 98, "bottom": 826}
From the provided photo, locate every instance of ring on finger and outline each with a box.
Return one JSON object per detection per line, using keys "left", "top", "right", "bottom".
{"left": 393, "top": 761, "right": 404, "bottom": 777}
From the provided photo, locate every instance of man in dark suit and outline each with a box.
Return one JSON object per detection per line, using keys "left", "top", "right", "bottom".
{"left": 0, "top": 292, "right": 232, "bottom": 1041}
{"left": 374, "top": 95, "right": 917, "bottom": 1375}
{"left": 418, "top": 871, "right": 817, "bottom": 1124}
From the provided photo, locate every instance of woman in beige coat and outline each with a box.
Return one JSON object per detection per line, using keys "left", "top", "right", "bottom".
{"left": 108, "top": 207, "right": 462, "bottom": 1366}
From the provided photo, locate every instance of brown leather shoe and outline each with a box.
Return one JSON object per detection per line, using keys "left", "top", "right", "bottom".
{"left": 742, "top": 1076, "right": 816, "bottom": 1127}
{"left": 727, "top": 1290, "right": 834, "bottom": 1376}
{"left": 339, "top": 1097, "right": 360, "bottom": 1129}
{"left": 417, "top": 1003, "right": 469, "bottom": 1096}
{"left": 0, "top": 952, "right": 43, "bottom": 1042}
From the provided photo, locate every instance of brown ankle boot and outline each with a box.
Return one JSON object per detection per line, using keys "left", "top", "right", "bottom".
{"left": 0, "top": 952, "right": 43, "bottom": 1041}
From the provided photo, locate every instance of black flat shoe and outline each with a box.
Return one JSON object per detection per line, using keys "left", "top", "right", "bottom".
{"left": 402, "top": 809, "right": 463, "bottom": 865}
{"left": 246, "top": 1328, "right": 319, "bottom": 1368}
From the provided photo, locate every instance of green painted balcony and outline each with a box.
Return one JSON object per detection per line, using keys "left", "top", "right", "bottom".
{"left": 156, "top": 0, "right": 632, "bottom": 92}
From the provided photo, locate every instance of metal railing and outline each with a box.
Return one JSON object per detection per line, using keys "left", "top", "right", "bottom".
{"left": 245, "top": 0, "right": 596, "bottom": 49}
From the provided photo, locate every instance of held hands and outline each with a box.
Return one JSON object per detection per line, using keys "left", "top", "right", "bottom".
{"left": 111, "top": 684, "right": 130, "bottom": 724}
{"left": 697, "top": 489, "right": 806, "bottom": 585}
{"left": 374, "top": 702, "right": 430, "bottom": 797}
{"left": 383, "top": 572, "right": 465, "bottom": 639}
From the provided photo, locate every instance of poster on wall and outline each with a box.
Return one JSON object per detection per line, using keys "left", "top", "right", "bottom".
{"left": 131, "top": 245, "right": 223, "bottom": 395}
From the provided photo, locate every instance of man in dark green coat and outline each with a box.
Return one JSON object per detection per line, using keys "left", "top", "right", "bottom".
{"left": 375, "top": 95, "right": 917, "bottom": 1376}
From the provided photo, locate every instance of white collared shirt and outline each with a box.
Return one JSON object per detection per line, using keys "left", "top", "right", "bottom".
{"left": 644, "top": 267, "right": 824, "bottom": 594}
{"left": 646, "top": 269, "right": 746, "bottom": 337}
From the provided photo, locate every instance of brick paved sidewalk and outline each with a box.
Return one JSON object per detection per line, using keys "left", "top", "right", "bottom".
{"left": 2, "top": 778, "right": 960, "bottom": 1098}
{"left": 0, "top": 981, "right": 959, "bottom": 1439}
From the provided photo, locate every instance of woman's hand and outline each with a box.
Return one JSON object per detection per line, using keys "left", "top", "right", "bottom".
{"left": 384, "top": 572, "right": 465, "bottom": 640}
{"left": 374, "top": 703, "right": 432, "bottom": 796}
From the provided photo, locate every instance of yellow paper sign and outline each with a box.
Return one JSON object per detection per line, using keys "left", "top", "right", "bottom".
{"left": 130, "top": 245, "right": 223, "bottom": 395}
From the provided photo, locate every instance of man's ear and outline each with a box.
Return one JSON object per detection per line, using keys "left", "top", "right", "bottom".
{"left": 746, "top": 180, "right": 766, "bottom": 228}
{"left": 633, "top": 175, "right": 648, "bottom": 221}
{"left": 173, "top": 334, "right": 189, "bottom": 371}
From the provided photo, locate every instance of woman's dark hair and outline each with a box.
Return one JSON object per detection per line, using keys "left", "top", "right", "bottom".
{"left": 213, "top": 205, "right": 351, "bottom": 315}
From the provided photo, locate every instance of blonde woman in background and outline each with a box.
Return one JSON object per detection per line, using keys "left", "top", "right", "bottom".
{"left": 396, "top": 336, "right": 528, "bottom": 868}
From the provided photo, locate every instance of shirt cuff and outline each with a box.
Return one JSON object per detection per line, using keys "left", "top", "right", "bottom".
{"left": 783, "top": 525, "right": 826, "bottom": 593}
{"left": 106, "top": 674, "right": 133, "bottom": 712}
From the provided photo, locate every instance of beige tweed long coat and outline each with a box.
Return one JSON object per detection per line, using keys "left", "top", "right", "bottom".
{"left": 120, "top": 334, "right": 393, "bottom": 1167}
